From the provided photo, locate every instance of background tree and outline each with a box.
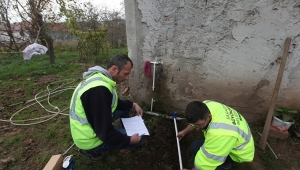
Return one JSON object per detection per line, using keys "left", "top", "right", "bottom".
{"left": 60, "top": 1, "right": 111, "bottom": 63}
{"left": 1, "top": 0, "right": 127, "bottom": 63}
{"left": 104, "top": 11, "right": 126, "bottom": 48}
{"left": 0, "top": 0, "right": 25, "bottom": 53}
{"left": 13, "top": 0, "right": 64, "bottom": 64}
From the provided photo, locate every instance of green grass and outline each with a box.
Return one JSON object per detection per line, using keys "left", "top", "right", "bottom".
{"left": 0, "top": 52, "right": 81, "bottom": 80}
{"left": 0, "top": 48, "right": 129, "bottom": 81}
{"left": 0, "top": 47, "right": 130, "bottom": 170}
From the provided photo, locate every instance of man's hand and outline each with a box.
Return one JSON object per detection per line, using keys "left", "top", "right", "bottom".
{"left": 177, "top": 131, "right": 185, "bottom": 140}
{"left": 133, "top": 102, "right": 143, "bottom": 116}
{"left": 177, "top": 124, "right": 194, "bottom": 140}
{"left": 130, "top": 133, "right": 141, "bottom": 144}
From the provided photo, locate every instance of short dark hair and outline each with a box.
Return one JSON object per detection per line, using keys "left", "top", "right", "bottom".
{"left": 186, "top": 101, "right": 209, "bottom": 123}
{"left": 106, "top": 54, "right": 133, "bottom": 70}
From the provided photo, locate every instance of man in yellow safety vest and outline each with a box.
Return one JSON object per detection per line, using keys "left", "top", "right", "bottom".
{"left": 178, "top": 100, "right": 255, "bottom": 170}
{"left": 69, "top": 54, "right": 143, "bottom": 162}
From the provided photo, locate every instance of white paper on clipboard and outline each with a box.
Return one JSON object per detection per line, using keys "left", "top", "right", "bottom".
{"left": 121, "top": 116, "right": 150, "bottom": 136}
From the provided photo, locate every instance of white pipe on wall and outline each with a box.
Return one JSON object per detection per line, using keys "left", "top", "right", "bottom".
{"left": 150, "top": 61, "right": 163, "bottom": 91}
{"left": 151, "top": 98, "right": 155, "bottom": 112}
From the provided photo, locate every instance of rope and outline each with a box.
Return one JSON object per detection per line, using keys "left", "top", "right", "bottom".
{"left": 63, "top": 143, "right": 75, "bottom": 155}
{"left": 0, "top": 79, "right": 78, "bottom": 156}
{"left": 0, "top": 79, "right": 76, "bottom": 125}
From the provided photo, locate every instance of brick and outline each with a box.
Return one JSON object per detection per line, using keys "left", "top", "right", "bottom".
{"left": 268, "top": 126, "right": 289, "bottom": 139}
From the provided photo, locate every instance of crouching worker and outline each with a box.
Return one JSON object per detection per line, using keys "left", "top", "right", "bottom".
{"left": 179, "top": 100, "right": 254, "bottom": 170}
{"left": 69, "top": 54, "right": 143, "bottom": 162}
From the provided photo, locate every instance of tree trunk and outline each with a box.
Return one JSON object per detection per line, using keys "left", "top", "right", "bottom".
{"left": 30, "top": 0, "right": 55, "bottom": 65}
{"left": 44, "top": 34, "right": 55, "bottom": 64}
{"left": 1, "top": 13, "right": 19, "bottom": 52}
{"left": 37, "top": 17, "right": 55, "bottom": 64}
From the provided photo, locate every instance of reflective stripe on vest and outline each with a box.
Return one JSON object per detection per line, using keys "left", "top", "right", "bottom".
{"left": 201, "top": 122, "right": 252, "bottom": 162}
{"left": 201, "top": 145, "right": 227, "bottom": 162}
{"left": 69, "top": 77, "right": 117, "bottom": 124}
{"left": 204, "top": 100, "right": 252, "bottom": 150}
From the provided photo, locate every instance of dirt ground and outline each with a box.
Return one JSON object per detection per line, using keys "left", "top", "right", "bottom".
{"left": 1, "top": 74, "right": 300, "bottom": 170}
{"left": 1, "top": 113, "right": 299, "bottom": 170}
{"left": 122, "top": 115, "right": 300, "bottom": 170}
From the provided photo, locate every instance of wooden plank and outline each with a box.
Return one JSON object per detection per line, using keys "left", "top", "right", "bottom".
{"left": 43, "top": 154, "right": 63, "bottom": 170}
{"left": 258, "top": 37, "right": 292, "bottom": 150}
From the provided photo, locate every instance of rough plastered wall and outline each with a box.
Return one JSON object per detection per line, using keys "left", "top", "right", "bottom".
{"left": 124, "top": 0, "right": 300, "bottom": 121}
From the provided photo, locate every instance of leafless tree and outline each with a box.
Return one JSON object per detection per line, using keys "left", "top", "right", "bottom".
{"left": 0, "top": 0, "right": 24, "bottom": 52}
{"left": 13, "top": 0, "right": 64, "bottom": 64}
{"left": 63, "top": 1, "right": 126, "bottom": 49}
{"left": 104, "top": 11, "right": 126, "bottom": 48}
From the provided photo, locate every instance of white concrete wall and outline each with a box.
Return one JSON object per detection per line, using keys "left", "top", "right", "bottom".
{"left": 0, "top": 31, "right": 30, "bottom": 43}
{"left": 125, "top": 0, "right": 300, "bottom": 121}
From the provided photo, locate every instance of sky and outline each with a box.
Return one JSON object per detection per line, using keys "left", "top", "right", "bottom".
{"left": 90, "top": 0, "right": 125, "bottom": 17}
{"left": 9, "top": 0, "right": 125, "bottom": 22}
{"left": 92, "top": 0, "right": 124, "bottom": 12}
{"left": 78, "top": 0, "right": 124, "bottom": 14}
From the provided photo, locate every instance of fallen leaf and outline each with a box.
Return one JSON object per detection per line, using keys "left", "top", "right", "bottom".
{"left": 0, "top": 157, "right": 15, "bottom": 164}
{"left": 23, "top": 139, "right": 34, "bottom": 145}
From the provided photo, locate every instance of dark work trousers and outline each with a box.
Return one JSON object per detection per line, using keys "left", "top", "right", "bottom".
{"left": 88, "top": 110, "right": 143, "bottom": 154}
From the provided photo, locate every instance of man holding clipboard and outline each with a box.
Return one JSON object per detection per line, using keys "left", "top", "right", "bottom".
{"left": 69, "top": 54, "right": 144, "bottom": 162}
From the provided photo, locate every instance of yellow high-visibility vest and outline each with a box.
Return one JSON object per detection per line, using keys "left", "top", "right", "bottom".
{"left": 194, "top": 100, "right": 254, "bottom": 170}
{"left": 69, "top": 72, "right": 118, "bottom": 150}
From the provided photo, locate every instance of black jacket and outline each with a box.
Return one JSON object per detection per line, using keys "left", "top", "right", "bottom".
{"left": 81, "top": 86, "right": 133, "bottom": 148}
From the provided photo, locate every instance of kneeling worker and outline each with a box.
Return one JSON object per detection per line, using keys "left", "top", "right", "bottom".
{"left": 178, "top": 100, "right": 254, "bottom": 170}
{"left": 69, "top": 54, "right": 143, "bottom": 162}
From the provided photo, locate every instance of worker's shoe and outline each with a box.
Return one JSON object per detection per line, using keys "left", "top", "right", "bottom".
{"left": 216, "top": 161, "right": 232, "bottom": 170}
{"left": 79, "top": 149, "right": 105, "bottom": 162}
{"left": 222, "top": 161, "right": 232, "bottom": 169}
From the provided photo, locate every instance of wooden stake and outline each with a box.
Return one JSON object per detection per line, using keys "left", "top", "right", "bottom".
{"left": 258, "top": 37, "right": 292, "bottom": 150}
{"left": 257, "top": 132, "right": 278, "bottom": 159}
